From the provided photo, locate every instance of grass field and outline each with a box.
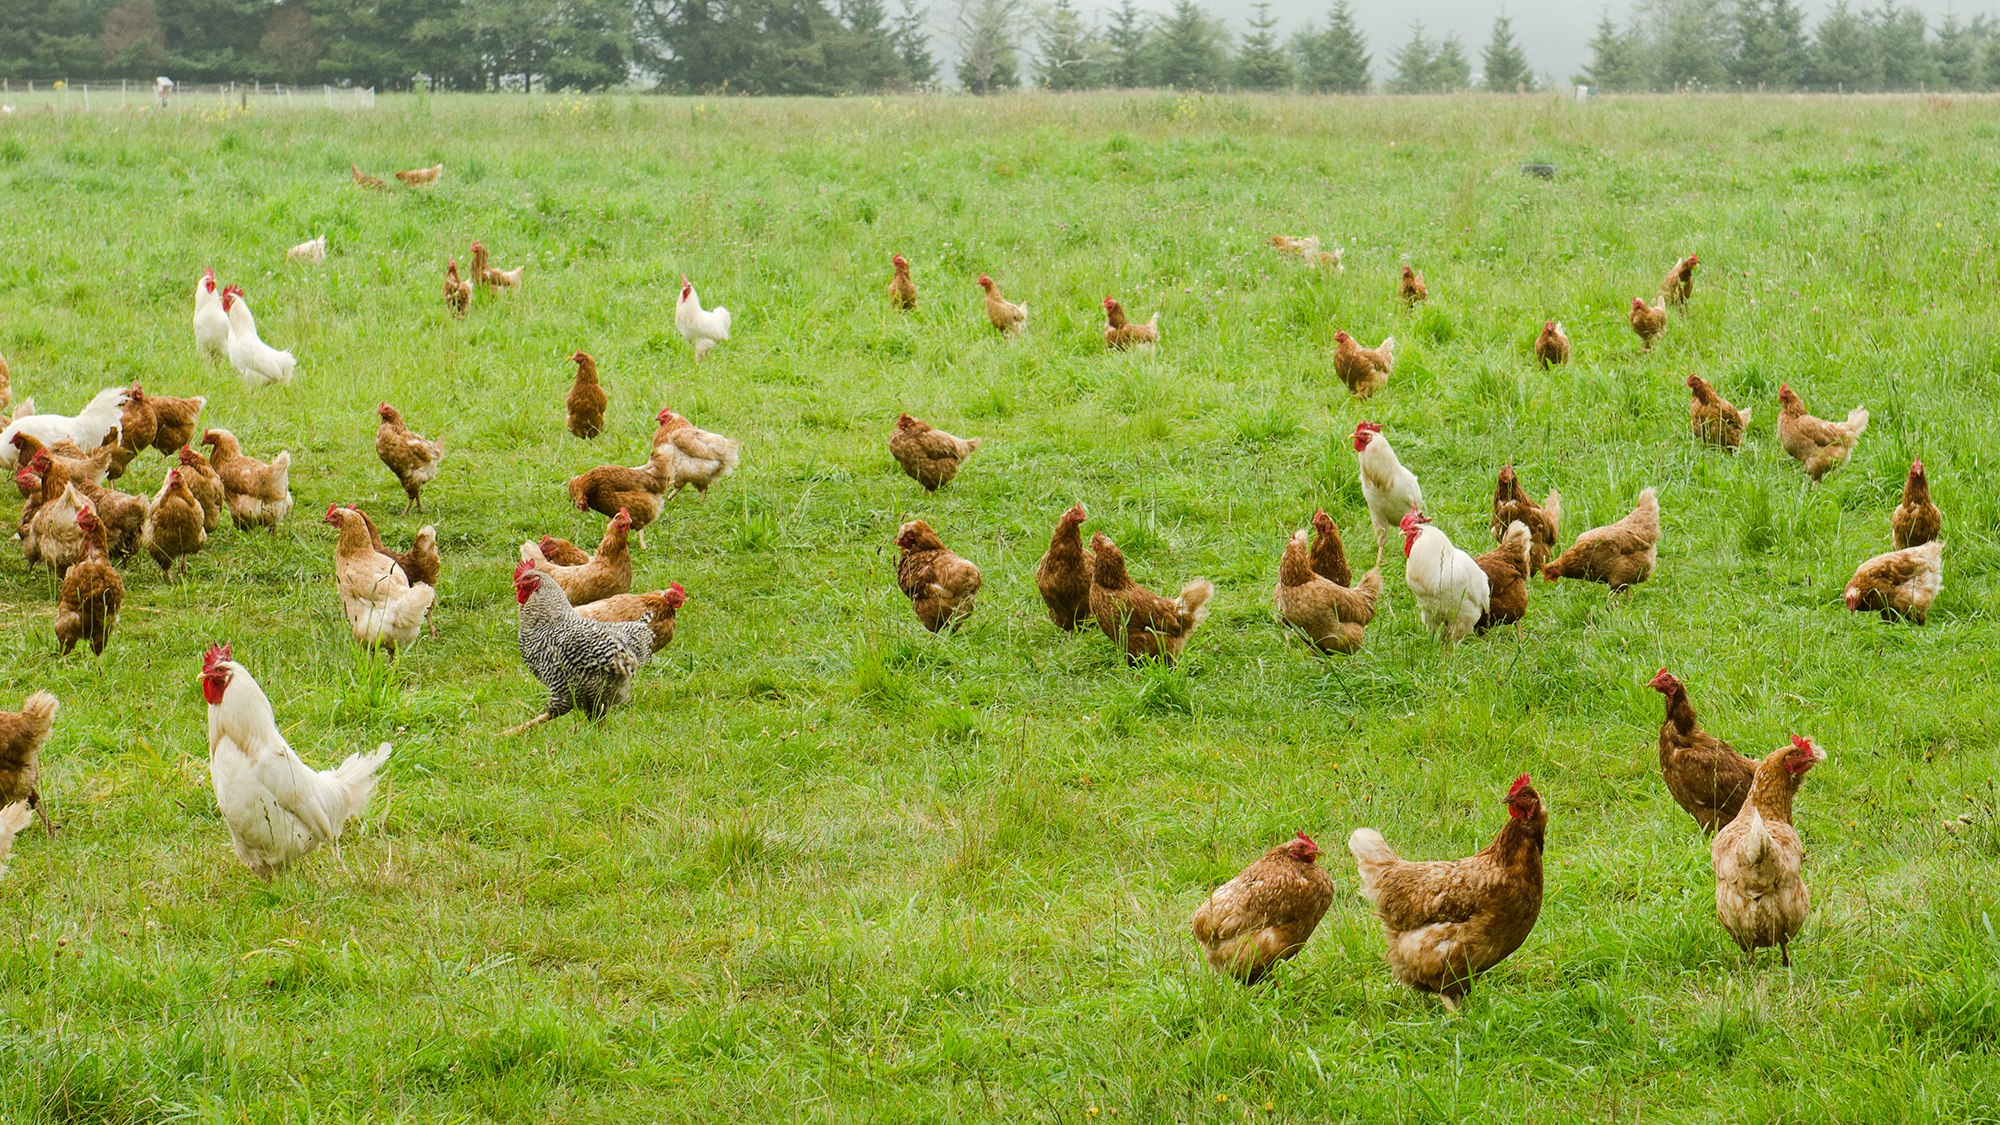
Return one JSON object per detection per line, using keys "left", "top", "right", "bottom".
{"left": 2, "top": 91, "right": 1999, "bottom": 1122}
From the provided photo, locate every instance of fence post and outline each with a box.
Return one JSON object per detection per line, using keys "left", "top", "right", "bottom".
{"left": 83, "top": 84, "right": 90, "bottom": 110}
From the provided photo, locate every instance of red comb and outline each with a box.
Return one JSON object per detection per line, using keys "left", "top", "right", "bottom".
{"left": 513, "top": 559, "right": 537, "bottom": 581}
{"left": 202, "top": 643, "right": 232, "bottom": 672}
{"left": 1790, "top": 735, "right": 1816, "bottom": 753}
{"left": 1508, "top": 773, "right": 1532, "bottom": 798}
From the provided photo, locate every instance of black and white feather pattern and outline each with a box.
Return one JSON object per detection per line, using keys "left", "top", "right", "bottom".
{"left": 517, "top": 573, "right": 653, "bottom": 721}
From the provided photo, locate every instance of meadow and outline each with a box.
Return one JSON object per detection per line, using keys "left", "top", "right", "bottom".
{"left": 1, "top": 91, "right": 1998, "bottom": 1122}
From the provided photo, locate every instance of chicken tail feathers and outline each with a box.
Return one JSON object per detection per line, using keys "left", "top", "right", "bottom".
{"left": 1378, "top": 336, "right": 1396, "bottom": 359}
{"left": 1543, "top": 488, "right": 1562, "bottom": 530}
{"left": 1177, "top": 578, "right": 1215, "bottom": 626}
{"left": 1347, "top": 828, "right": 1397, "bottom": 899}
{"left": 331, "top": 742, "right": 393, "bottom": 823}
{"left": 1844, "top": 406, "right": 1869, "bottom": 435}
{"left": 20, "top": 691, "right": 59, "bottom": 725}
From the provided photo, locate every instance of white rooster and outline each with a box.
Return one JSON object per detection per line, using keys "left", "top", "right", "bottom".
{"left": 1353, "top": 421, "right": 1423, "bottom": 555}
{"left": 1401, "top": 509, "right": 1490, "bottom": 646}
{"left": 1, "top": 385, "right": 126, "bottom": 470}
{"left": 221, "top": 285, "right": 297, "bottom": 387}
{"left": 675, "top": 276, "right": 731, "bottom": 361}
{"left": 200, "top": 644, "right": 391, "bottom": 879}
{"left": 192, "top": 268, "right": 230, "bottom": 359}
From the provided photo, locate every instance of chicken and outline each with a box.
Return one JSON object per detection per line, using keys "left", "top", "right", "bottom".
{"left": 1629, "top": 296, "right": 1666, "bottom": 350}
{"left": 675, "top": 276, "right": 730, "bottom": 361}
{"left": 1308, "top": 510, "right": 1353, "bottom": 587}
{"left": 192, "top": 268, "right": 230, "bottom": 360}
{"left": 894, "top": 520, "right": 983, "bottom": 632}
{"left": 176, "top": 445, "right": 226, "bottom": 533}
{"left": 1541, "top": 487, "right": 1658, "bottom": 590}
{"left": 1473, "top": 520, "right": 1531, "bottom": 634}
{"left": 13, "top": 433, "right": 112, "bottom": 486}
{"left": 0, "top": 801, "right": 30, "bottom": 876}
{"left": 1490, "top": 465, "right": 1561, "bottom": 576}
{"left": 0, "top": 691, "right": 57, "bottom": 836}
{"left": 470, "top": 241, "right": 524, "bottom": 290}
{"left": 350, "top": 163, "right": 387, "bottom": 189}
{"left": 506, "top": 561, "right": 654, "bottom": 734}
{"left": 443, "top": 258, "right": 471, "bottom": 318}
{"left": 107, "top": 382, "right": 158, "bottom": 479}
{"left": 976, "top": 274, "right": 1027, "bottom": 336}
{"left": 566, "top": 351, "right": 607, "bottom": 439}
{"left": 221, "top": 286, "right": 297, "bottom": 387}
{"left": 1274, "top": 528, "right": 1381, "bottom": 654}
{"left": 651, "top": 408, "right": 740, "bottom": 498}
{"left": 531, "top": 535, "right": 591, "bottom": 568}
{"left": 55, "top": 505, "right": 123, "bottom": 656}
{"left": 576, "top": 584, "right": 687, "bottom": 654}
{"left": 566, "top": 448, "right": 669, "bottom": 546}
{"left": 395, "top": 162, "right": 443, "bottom": 186}
{"left": 1660, "top": 253, "right": 1698, "bottom": 305}
{"left": 0, "top": 350, "right": 8, "bottom": 413}
{"left": 520, "top": 507, "right": 634, "bottom": 605}
{"left": 1687, "top": 373, "right": 1751, "bottom": 450}
{"left": 1398, "top": 265, "right": 1428, "bottom": 307}
{"left": 1190, "top": 831, "right": 1335, "bottom": 984}
{"left": 326, "top": 506, "right": 435, "bottom": 652}
{"left": 1103, "top": 297, "right": 1159, "bottom": 351}
{"left": 1087, "top": 532, "right": 1213, "bottom": 664}
{"left": 68, "top": 471, "right": 146, "bottom": 561}
{"left": 375, "top": 403, "right": 444, "bottom": 513}
{"left": 889, "top": 253, "right": 917, "bottom": 310}
{"left": 23, "top": 480, "right": 88, "bottom": 577}
{"left": 1844, "top": 540, "right": 1943, "bottom": 624}
{"left": 201, "top": 644, "right": 393, "bottom": 878}
{"left": 1268, "top": 234, "right": 1316, "bottom": 256}
{"left": 1, "top": 385, "right": 126, "bottom": 470}
{"left": 889, "top": 413, "right": 981, "bottom": 492}
{"left": 1333, "top": 330, "right": 1394, "bottom": 398}
{"left": 1533, "top": 320, "right": 1569, "bottom": 368}
{"left": 202, "top": 428, "right": 293, "bottom": 531}
{"left": 1350, "top": 775, "right": 1546, "bottom": 1010}
{"left": 348, "top": 507, "right": 440, "bottom": 589}
{"left": 1353, "top": 422, "right": 1422, "bottom": 554}
{"left": 1712, "top": 737, "right": 1823, "bottom": 966}
{"left": 1304, "top": 246, "right": 1344, "bottom": 270}
{"left": 285, "top": 235, "right": 327, "bottom": 264}
{"left": 146, "top": 393, "right": 206, "bottom": 456}
{"left": 1401, "top": 509, "right": 1490, "bottom": 645}
{"left": 1892, "top": 458, "right": 1941, "bottom": 550}
{"left": 1035, "top": 503, "right": 1093, "bottom": 630}
{"left": 1647, "top": 669, "right": 1756, "bottom": 834}
{"left": 143, "top": 467, "right": 207, "bottom": 574}
{"left": 1777, "top": 384, "right": 1868, "bottom": 482}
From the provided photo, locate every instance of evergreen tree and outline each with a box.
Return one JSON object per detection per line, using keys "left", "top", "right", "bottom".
{"left": 98, "top": 0, "right": 167, "bottom": 75}
{"left": 1481, "top": 12, "right": 1533, "bottom": 90}
{"left": 1036, "top": 0, "right": 1102, "bottom": 88}
{"left": 1642, "top": 0, "right": 1729, "bottom": 89}
{"left": 1763, "top": 0, "right": 1810, "bottom": 86}
{"left": 1807, "top": 0, "right": 1879, "bottom": 89}
{"left": 1386, "top": 20, "right": 1435, "bottom": 92}
{"left": 542, "top": 0, "right": 633, "bottom": 91}
{"left": 1870, "top": 0, "right": 1932, "bottom": 89}
{"left": 1103, "top": 0, "right": 1148, "bottom": 86}
{"left": 834, "top": 0, "right": 910, "bottom": 88}
{"left": 1235, "top": 1, "right": 1293, "bottom": 89}
{"left": 1432, "top": 33, "right": 1471, "bottom": 88}
{"left": 1576, "top": 9, "right": 1647, "bottom": 89}
{"left": 158, "top": 0, "right": 279, "bottom": 81}
{"left": 1292, "top": 0, "right": 1370, "bottom": 92}
{"left": 259, "top": 2, "right": 323, "bottom": 83}
{"left": 1931, "top": 12, "right": 1977, "bottom": 89}
{"left": 893, "top": 0, "right": 939, "bottom": 86}
{"left": 953, "top": 0, "right": 1020, "bottom": 92}
{"left": 1148, "top": 0, "right": 1227, "bottom": 88}
{"left": 1725, "top": 0, "right": 1770, "bottom": 86}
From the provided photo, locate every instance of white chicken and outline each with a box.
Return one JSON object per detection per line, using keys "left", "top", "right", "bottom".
{"left": 222, "top": 285, "right": 297, "bottom": 387}
{"left": 2, "top": 386, "right": 125, "bottom": 472}
{"left": 1401, "top": 509, "right": 1491, "bottom": 646}
{"left": 200, "top": 644, "right": 392, "bottom": 879}
{"left": 675, "top": 276, "right": 731, "bottom": 361}
{"left": 285, "top": 235, "right": 327, "bottom": 264}
{"left": 326, "top": 506, "right": 436, "bottom": 651}
{"left": 192, "top": 268, "right": 231, "bottom": 359}
{"left": 1353, "top": 421, "right": 1423, "bottom": 554}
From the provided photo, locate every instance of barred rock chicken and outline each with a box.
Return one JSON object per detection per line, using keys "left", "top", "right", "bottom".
{"left": 108, "top": 382, "right": 157, "bottom": 479}
{"left": 0, "top": 801, "right": 30, "bottom": 876}
{"left": 1490, "top": 465, "right": 1561, "bottom": 576}
{"left": 444, "top": 259, "right": 471, "bottom": 318}
{"left": 201, "top": 644, "right": 392, "bottom": 879}
{"left": 395, "top": 162, "right": 443, "bottom": 187}
{"left": 221, "top": 286, "right": 297, "bottom": 388}
{"left": 1687, "top": 373, "right": 1751, "bottom": 450}
{"left": 1533, "top": 320, "right": 1570, "bottom": 368}
{"left": 675, "top": 276, "right": 730, "bottom": 361}
{"left": 1712, "top": 737, "right": 1823, "bottom": 966}
{"left": 1845, "top": 540, "right": 1943, "bottom": 624}
{"left": 147, "top": 393, "right": 206, "bottom": 456}
{"left": 566, "top": 351, "right": 607, "bottom": 439}
{"left": 349, "top": 507, "right": 439, "bottom": 589}
{"left": 1401, "top": 509, "right": 1490, "bottom": 646}
{"left": 1333, "top": 330, "right": 1394, "bottom": 398}
{"left": 1474, "top": 520, "right": 1532, "bottom": 635}
{"left": 1035, "top": 503, "right": 1093, "bottom": 630}
{"left": 1542, "top": 488, "right": 1658, "bottom": 590}
{"left": 1190, "top": 831, "right": 1335, "bottom": 984}
{"left": 577, "top": 584, "right": 686, "bottom": 654}
{"left": 1309, "top": 510, "right": 1353, "bottom": 588}
{"left": 143, "top": 467, "right": 207, "bottom": 574}
{"left": 327, "top": 506, "right": 435, "bottom": 652}
{"left": 350, "top": 164, "right": 387, "bottom": 190}
{"left": 56, "top": 506, "right": 123, "bottom": 656}
{"left": 1354, "top": 422, "right": 1423, "bottom": 555}
{"left": 520, "top": 507, "right": 633, "bottom": 605}
{"left": 1103, "top": 297, "right": 1159, "bottom": 351}
{"left": 1398, "top": 265, "right": 1428, "bottom": 307}
{"left": 0, "top": 691, "right": 58, "bottom": 836}
{"left": 1349, "top": 774, "right": 1546, "bottom": 1010}
{"left": 976, "top": 274, "right": 1027, "bottom": 336}
{"left": 375, "top": 403, "right": 444, "bottom": 513}
{"left": 1647, "top": 669, "right": 1756, "bottom": 834}
{"left": 1660, "top": 253, "right": 1698, "bottom": 305}
{"left": 567, "top": 448, "right": 669, "bottom": 546}
{"left": 1777, "top": 384, "right": 1868, "bottom": 482}
{"left": 1088, "top": 532, "right": 1213, "bottom": 664}
{"left": 1629, "top": 297, "right": 1666, "bottom": 351}
{"left": 890, "top": 413, "right": 981, "bottom": 492}
{"left": 177, "top": 445, "right": 226, "bottom": 533}
{"left": 506, "top": 561, "right": 654, "bottom": 735}
{"left": 889, "top": 254, "right": 917, "bottom": 310}
{"left": 1892, "top": 459, "right": 1941, "bottom": 550}
{"left": 192, "top": 269, "right": 230, "bottom": 359}
{"left": 202, "top": 429, "right": 292, "bottom": 530}
{"left": 895, "top": 520, "right": 983, "bottom": 632}
{"left": 470, "top": 241, "right": 523, "bottom": 291}
{"left": 651, "top": 408, "right": 740, "bottom": 497}
{"left": 1275, "top": 528, "right": 1381, "bottom": 655}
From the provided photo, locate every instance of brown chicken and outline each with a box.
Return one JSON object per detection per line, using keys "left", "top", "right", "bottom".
{"left": 1190, "top": 831, "right": 1335, "bottom": 984}
{"left": 1274, "top": 529, "right": 1381, "bottom": 654}
{"left": 1892, "top": 459, "right": 1940, "bottom": 550}
{"left": 1269, "top": 235, "right": 1311, "bottom": 255}
{"left": 1474, "top": 521, "right": 1531, "bottom": 634}
{"left": 1398, "top": 265, "right": 1428, "bottom": 307}
{"left": 202, "top": 429, "right": 292, "bottom": 530}
{"left": 1629, "top": 297, "right": 1666, "bottom": 350}
{"left": 577, "top": 584, "right": 687, "bottom": 654}
{"left": 1088, "top": 532, "right": 1213, "bottom": 664}
{"left": 1333, "top": 330, "right": 1395, "bottom": 398}
{"left": 889, "top": 413, "right": 981, "bottom": 492}
{"left": 1686, "top": 373, "right": 1751, "bottom": 450}
{"left": 521, "top": 508, "right": 633, "bottom": 605}
{"left": 470, "top": 241, "right": 524, "bottom": 291}
{"left": 976, "top": 274, "right": 1027, "bottom": 336}
{"left": 1713, "top": 737, "right": 1823, "bottom": 966}
{"left": 23, "top": 478, "right": 87, "bottom": 576}
{"left": 1647, "top": 669, "right": 1756, "bottom": 834}
{"left": 1660, "top": 253, "right": 1698, "bottom": 305}
{"left": 108, "top": 382, "right": 158, "bottom": 479}
{"left": 1533, "top": 320, "right": 1570, "bottom": 368}
{"left": 142, "top": 467, "right": 207, "bottom": 574}
{"left": 567, "top": 448, "right": 670, "bottom": 546}
{"left": 176, "top": 445, "right": 226, "bottom": 533}
{"left": 348, "top": 507, "right": 441, "bottom": 589}
{"left": 146, "top": 393, "right": 206, "bottom": 456}
{"left": 1845, "top": 540, "right": 1942, "bottom": 624}
{"left": 532, "top": 535, "right": 591, "bottom": 568}
{"left": 889, "top": 254, "right": 917, "bottom": 310}
{"left": 1541, "top": 487, "right": 1657, "bottom": 589}
{"left": 567, "top": 351, "right": 608, "bottom": 439}
{"left": 1103, "top": 297, "right": 1159, "bottom": 351}
{"left": 350, "top": 164, "right": 387, "bottom": 189}
{"left": 0, "top": 691, "right": 58, "bottom": 835}
{"left": 1490, "top": 465, "right": 1561, "bottom": 576}
{"left": 895, "top": 520, "right": 982, "bottom": 632}
{"left": 651, "top": 409, "right": 740, "bottom": 497}
{"left": 395, "top": 162, "right": 443, "bottom": 187}
{"left": 36, "top": 455, "right": 145, "bottom": 561}
{"left": 1308, "top": 510, "right": 1353, "bottom": 588}
{"left": 1035, "top": 503, "right": 1093, "bottom": 630}
{"left": 444, "top": 259, "right": 472, "bottom": 318}
{"left": 1349, "top": 774, "right": 1546, "bottom": 1010}
{"left": 1777, "top": 384, "right": 1868, "bottom": 482}
{"left": 376, "top": 402, "right": 444, "bottom": 513}
{"left": 56, "top": 505, "right": 123, "bottom": 656}
{"left": 13, "top": 433, "right": 112, "bottom": 486}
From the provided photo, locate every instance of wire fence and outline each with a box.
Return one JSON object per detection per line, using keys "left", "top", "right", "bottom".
{"left": 0, "top": 81, "right": 376, "bottom": 113}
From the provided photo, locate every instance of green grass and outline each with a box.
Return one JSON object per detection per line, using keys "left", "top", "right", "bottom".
{"left": 3, "top": 91, "right": 1999, "bottom": 1122}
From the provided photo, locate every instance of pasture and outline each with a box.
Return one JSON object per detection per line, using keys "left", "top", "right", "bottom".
{"left": 1, "top": 92, "right": 1997, "bottom": 1121}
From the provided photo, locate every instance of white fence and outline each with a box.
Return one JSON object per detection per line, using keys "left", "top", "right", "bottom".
{"left": 0, "top": 81, "right": 376, "bottom": 112}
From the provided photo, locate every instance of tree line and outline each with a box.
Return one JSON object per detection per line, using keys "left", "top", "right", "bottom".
{"left": 5, "top": 0, "right": 1998, "bottom": 94}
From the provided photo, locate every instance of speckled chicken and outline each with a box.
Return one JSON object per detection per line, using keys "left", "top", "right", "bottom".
{"left": 507, "top": 561, "right": 654, "bottom": 734}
